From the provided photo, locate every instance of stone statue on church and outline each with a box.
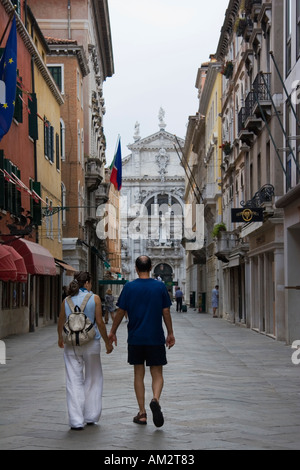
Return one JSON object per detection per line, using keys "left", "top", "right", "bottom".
{"left": 158, "top": 107, "right": 166, "bottom": 130}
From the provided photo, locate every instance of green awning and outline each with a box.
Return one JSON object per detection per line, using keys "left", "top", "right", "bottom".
{"left": 99, "top": 279, "right": 128, "bottom": 285}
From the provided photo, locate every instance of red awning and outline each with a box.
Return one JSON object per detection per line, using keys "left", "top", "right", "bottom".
{"left": 4, "top": 245, "right": 28, "bottom": 283}
{"left": 9, "top": 239, "right": 56, "bottom": 276}
{"left": 0, "top": 245, "right": 17, "bottom": 282}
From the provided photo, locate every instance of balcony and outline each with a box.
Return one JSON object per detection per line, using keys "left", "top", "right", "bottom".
{"left": 215, "top": 231, "right": 238, "bottom": 263}
{"left": 238, "top": 73, "right": 272, "bottom": 142}
{"left": 202, "top": 182, "right": 222, "bottom": 207}
{"left": 85, "top": 157, "right": 103, "bottom": 192}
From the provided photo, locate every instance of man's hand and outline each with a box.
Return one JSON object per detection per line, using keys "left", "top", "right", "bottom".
{"left": 105, "top": 341, "right": 114, "bottom": 354}
{"left": 58, "top": 337, "right": 64, "bottom": 349}
{"left": 166, "top": 334, "right": 175, "bottom": 349}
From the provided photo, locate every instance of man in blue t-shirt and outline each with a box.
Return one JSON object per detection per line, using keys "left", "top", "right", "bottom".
{"left": 109, "top": 255, "right": 175, "bottom": 428}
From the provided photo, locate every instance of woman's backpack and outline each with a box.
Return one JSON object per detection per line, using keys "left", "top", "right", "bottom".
{"left": 63, "top": 293, "right": 96, "bottom": 346}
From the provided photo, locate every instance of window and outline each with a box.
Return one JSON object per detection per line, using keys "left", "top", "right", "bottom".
{"left": 77, "top": 69, "right": 80, "bottom": 100}
{"left": 61, "top": 182, "right": 66, "bottom": 225}
{"left": 45, "top": 197, "right": 50, "bottom": 237}
{"left": 297, "top": 0, "right": 300, "bottom": 59}
{"left": 28, "top": 93, "right": 38, "bottom": 140}
{"left": 44, "top": 118, "right": 54, "bottom": 163}
{"left": 56, "top": 133, "right": 60, "bottom": 171}
{"left": 11, "top": 0, "right": 20, "bottom": 15}
{"left": 297, "top": 102, "right": 300, "bottom": 184}
{"left": 48, "top": 65, "right": 64, "bottom": 93}
{"left": 286, "top": 0, "right": 292, "bottom": 75}
{"left": 60, "top": 119, "right": 65, "bottom": 161}
{"left": 50, "top": 200, "right": 53, "bottom": 239}
{"left": 286, "top": 102, "right": 293, "bottom": 190}
{"left": 14, "top": 72, "right": 23, "bottom": 124}
{"left": 0, "top": 151, "right": 22, "bottom": 216}
{"left": 77, "top": 121, "right": 81, "bottom": 162}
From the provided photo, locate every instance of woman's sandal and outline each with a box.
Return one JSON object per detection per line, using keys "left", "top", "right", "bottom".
{"left": 133, "top": 412, "right": 147, "bottom": 425}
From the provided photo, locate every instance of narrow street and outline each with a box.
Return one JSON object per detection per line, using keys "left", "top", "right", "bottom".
{"left": 0, "top": 307, "right": 300, "bottom": 451}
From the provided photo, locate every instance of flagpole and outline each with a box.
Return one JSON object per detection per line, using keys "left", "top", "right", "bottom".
{"left": 0, "top": 7, "right": 17, "bottom": 47}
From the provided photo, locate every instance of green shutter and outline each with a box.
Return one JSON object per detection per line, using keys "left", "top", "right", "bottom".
{"left": 30, "top": 181, "right": 42, "bottom": 226}
{"left": 14, "top": 72, "right": 23, "bottom": 123}
{"left": 28, "top": 93, "right": 38, "bottom": 140}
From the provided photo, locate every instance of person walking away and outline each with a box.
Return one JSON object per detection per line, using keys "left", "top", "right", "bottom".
{"left": 175, "top": 287, "right": 184, "bottom": 312}
{"left": 109, "top": 255, "right": 175, "bottom": 428}
{"left": 212, "top": 285, "right": 219, "bottom": 318}
{"left": 105, "top": 289, "right": 116, "bottom": 322}
{"left": 57, "top": 271, "right": 113, "bottom": 430}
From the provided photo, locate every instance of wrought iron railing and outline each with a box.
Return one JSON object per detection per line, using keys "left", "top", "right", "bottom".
{"left": 240, "top": 184, "right": 275, "bottom": 209}
{"left": 238, "top": 73, "right": 271, "bottom": 133}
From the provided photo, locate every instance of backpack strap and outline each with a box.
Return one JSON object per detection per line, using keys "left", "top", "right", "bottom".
{"left": 65, "top": 296, "right": 75, "bottom": 311}
{"left": 79, "top": 293, "right": 93, "bottom": 312}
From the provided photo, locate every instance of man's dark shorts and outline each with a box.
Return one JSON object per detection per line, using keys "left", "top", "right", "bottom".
{"left": 128, "top": 344, "right": 167, "bottom": 366}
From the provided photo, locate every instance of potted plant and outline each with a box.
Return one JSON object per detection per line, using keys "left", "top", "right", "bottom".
{"left": 221, "top": 61, "right": 234, "bottom": 79}
{"left": 212, "top": 222, "right": 227, "bottom": 238}
{"left": 236, "top": 18, "right": 248, "bottom": 37}
{"left": 220, "top": 141, "right": 232, "bottom": 156}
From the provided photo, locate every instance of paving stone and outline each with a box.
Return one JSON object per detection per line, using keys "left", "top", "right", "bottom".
{"left": 0, "top": 307, "right": 300, "bottom": 450}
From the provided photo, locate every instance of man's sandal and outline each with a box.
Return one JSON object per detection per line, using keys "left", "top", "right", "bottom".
{"left": 150, "top": 399, "right": 164, "bottom": 428}
{"left": 133, "top": 412, "right": 147, "bottom": 425}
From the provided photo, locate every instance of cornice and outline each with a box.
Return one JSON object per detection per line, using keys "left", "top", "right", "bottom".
{"left": 128, "top": 130, "right": 184, "bottom": 151}
{"left": 122, "top": 176, "right": 185, "bottom": 183}
{"left": 92, "top": 0, "right": 114, "bottom": 79}
{"left": 216, "top": 0, "right": 241, "bottom": 61}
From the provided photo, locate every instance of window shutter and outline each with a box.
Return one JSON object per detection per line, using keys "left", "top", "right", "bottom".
{"left": 28, "top": 93, "right": 38, "bottom": 140}
{"left": 14, "top": 73, "right": 23, "bottom": 123}
{"left": 30, "top": 181, "right": 42, "bottom": 226}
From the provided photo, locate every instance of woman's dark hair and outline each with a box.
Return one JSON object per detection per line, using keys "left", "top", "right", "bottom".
{"left": 67, "top": 271, "right": 92, "bottom": 297}
{"left": 135, "top": 255, "right": 152, "bottom": 273}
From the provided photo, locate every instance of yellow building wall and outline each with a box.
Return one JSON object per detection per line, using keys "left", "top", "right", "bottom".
{"left": 205, "top": 73, "right": 223, "bottom": 217}
{"left": 34, "top": 64, "right": 62, "bottom": 259}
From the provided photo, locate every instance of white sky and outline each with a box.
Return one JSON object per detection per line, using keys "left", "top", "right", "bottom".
{"left": 103, "top": 0, "right": 228, "bottom": 165}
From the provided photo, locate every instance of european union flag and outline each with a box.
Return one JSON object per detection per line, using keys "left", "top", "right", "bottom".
{"left": 0, "top": 16, "right": 17, "bottom": 141}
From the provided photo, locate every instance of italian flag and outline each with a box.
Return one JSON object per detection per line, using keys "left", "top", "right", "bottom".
{"left": 110, "top": 136, "right": 122, "bottom": 191}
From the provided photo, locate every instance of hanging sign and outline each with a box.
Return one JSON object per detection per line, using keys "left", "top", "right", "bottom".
{"left": 231, "top": 208, "right": 264, "bottom": 223}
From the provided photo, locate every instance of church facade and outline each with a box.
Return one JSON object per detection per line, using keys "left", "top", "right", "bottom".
{"left": 120, "top": 110, "right": 186, "bottom": 295}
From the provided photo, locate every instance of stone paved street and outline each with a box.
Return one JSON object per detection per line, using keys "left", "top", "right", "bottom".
{"left": 0, "top": 307, "right": 300, "bottom": 450}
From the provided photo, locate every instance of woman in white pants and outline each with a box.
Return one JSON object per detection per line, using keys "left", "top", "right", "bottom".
{"left": 58, "top": 272, "right": 113, "bottom": 430}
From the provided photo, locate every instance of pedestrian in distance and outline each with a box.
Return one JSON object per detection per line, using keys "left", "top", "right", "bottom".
{"left": 212, "top": 285, "right": 219, "bottom": 318}
{"left": 108, "top": 255, "right": 175, "bottom": 428}
{"left": 175, "top": 286, "right": 184, "bottom": 312}
{"left": 57, "top": 271, "right": 113, "bottom": 431}
{"left": 105, "top": 288, "right": 116, "bottom": 322}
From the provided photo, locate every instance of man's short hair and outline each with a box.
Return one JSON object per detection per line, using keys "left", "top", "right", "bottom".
{"left": 136, "top": 255, "right": 152, "bottom": 272}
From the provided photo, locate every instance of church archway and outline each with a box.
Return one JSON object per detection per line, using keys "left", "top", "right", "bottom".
{"left": 154, "top": 263, "right": 173, "bottom": 285}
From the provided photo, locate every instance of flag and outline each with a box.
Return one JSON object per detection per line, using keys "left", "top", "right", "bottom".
{"left": 0, "top": 16, "right": 17, "bottom": 141}
{"left": 110, "top": 136, "right": 122, "bottom": 191}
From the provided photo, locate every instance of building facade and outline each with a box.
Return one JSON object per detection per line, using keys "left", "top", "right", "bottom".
{"left": 28, "top": 0, "right": 114, "bottom": 293}
{"left": 0, "top": 0, "right": 62, "bottom": 337}
{"left": 275, "top": 0, "right": 300, "bottom": 343}
{"left": 184, "top": 0, "right": 299, "bottom": 344}
{"left": 121, "top": 112, "right": 186, "bottom": 294}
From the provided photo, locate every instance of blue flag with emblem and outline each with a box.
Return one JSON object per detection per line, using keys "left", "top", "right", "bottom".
{"left": 0, "top": 16, "right": 17, "bottom": 141}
